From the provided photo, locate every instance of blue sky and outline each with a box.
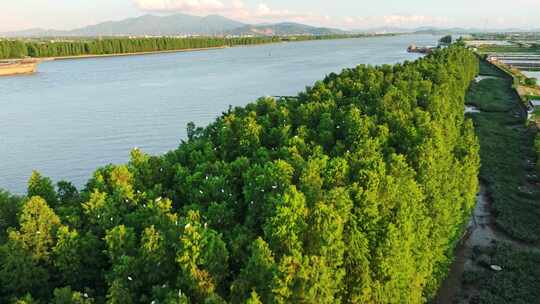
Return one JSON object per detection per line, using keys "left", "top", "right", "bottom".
{"left": 2, "top": 0, "right": 539, "bottom": 32}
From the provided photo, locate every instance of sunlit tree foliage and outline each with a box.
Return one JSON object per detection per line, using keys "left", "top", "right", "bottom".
{"left": 0, "top": 45, "right": 479, "bottom": 303}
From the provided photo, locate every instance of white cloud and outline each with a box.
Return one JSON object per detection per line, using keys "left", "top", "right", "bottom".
{"left": 382, "top": 15, "right": 450, "bottom": 27}
{"left": 135, "top": 0, "right": 225, "bottom": 13}
{"left": 135, "top": 0, "right": 332, "bottom": 26}
{"left": 257, "top": 3, "right": 271, "bottom": 15}
{"left": 133, "top": 0, "right": 453, "bottom": 29}
{"left": 230, "top": 0, "right": 244, "bottom": 9}
{"left": 342, "top": 15, "right": 451, "bottom": 29}
{"left": 252, "top": 4, "right": 318, "bottom": 23}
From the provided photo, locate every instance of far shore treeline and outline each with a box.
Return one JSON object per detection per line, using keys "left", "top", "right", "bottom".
{"left": 0, "top": 45, "right": 480, "bottom": 303}
{"left": 0, "top": 35, "right": 372, "bottom": 59}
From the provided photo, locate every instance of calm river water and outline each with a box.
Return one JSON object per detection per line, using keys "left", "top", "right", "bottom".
{"left": 0, "top": 34, "right": 438, "bottom": 193}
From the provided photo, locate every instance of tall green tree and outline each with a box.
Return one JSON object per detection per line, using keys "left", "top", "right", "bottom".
{"left": 27, "top": 171, "right": 58, "bottom": 208}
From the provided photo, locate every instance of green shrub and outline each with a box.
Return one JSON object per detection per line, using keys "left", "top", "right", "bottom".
{"left": 524, "top": 77, "right": 538, "bottom": 86}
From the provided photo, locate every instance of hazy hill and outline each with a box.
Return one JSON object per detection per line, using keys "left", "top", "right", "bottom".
{"left": 353, "top": 26, "right": 471, "bottom": 34}
{"left": 3, "top": 13, "right": 536, "bottom": 38}
{"left": 0, "top": 28, "right": 64, "bottom": 37}
{"left": 70, "top": 14, "right": 245, "bottom": 36}
{"left": 354, "top": 26, "right": 537, "bottom": 34}
{"left": 1, "top": 14, "right": 245, "bottom": 37}
{"left": 0, "top": 14, "right": 344, "bottom": 37}
{"left": 227, "top": 22, "right": 346, "bottom": 36}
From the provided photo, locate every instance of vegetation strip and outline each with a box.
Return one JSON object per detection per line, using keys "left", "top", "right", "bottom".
{"left": 0, "top": 34, "right": 383, "bottom": 60}
{"left": 0, "top": 46, "right": 479, "bottom": 303}
{"left": 477, "top": 44, "right": 540, "bottom": 55}
{"left": 452, "top": 59, "right": 540, "bottom": 303}
{"left": 467, "top": 60, "right": 540, "bottom": 243}
{"left": 45, "top": 46, "right": 229, "bottom": 61}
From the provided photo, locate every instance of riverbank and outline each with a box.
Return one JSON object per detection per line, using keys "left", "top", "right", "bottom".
{"left": 43, "top": 45, "right": 229, "bottom": 61}
{"left": 0, "top": 59, "right": 39, "bottom": 76}
{"left": 1, "top": 34, "right": 390, "bottom": 62}
{"left": 36, "top": 36, "right": 386, "bottom": 61}
{"left": 437, "top": 59, "right": 540, "bottom": 303}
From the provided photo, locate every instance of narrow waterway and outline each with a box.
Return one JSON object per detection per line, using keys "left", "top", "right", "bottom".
{"left": 435, "top": 186, "right": 491, "bottom": 304}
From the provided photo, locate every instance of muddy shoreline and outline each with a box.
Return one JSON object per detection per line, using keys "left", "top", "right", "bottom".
{"left": 0, "top": 46, "right": 228, "bottom": 76}
{"left": 0, "top": 61, "right": 38, "bottom": 76}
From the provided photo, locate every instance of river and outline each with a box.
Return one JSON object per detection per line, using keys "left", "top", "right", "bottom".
{"left": 0, "top": 34, "right": 438, "bottom": 193}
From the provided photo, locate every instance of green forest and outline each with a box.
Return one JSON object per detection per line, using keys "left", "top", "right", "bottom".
{"left": 0, "top": 46, "right": 480, "bottom": 303}
{"left": 0, "top": 35, "right": 364, "bottom": 59}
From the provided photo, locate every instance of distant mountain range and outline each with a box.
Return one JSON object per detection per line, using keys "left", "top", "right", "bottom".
{"left": 0, "top": 14, "right": 344, "bottom": 37}
{"left": 1, "top": 13, "right": 538, "bottom": 38}
{"left": 71, "top": 14, "right": 244, "bottom": 36}
{"left": 228, "top": 22, "right": 345, "bottom": 36}
{"left": 356, "top": 26, "right": 540, "bottom": 34}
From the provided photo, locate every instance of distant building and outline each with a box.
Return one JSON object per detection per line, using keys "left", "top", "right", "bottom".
{"left": 487, "top": 55, "right": 499, "bottom": 63}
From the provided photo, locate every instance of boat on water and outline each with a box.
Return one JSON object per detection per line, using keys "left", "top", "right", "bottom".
{"left": 407, "top": 44, "right": 435, "bottom": 54}
{"left": 0, "top": 58, "right": 39, "bottom": 76}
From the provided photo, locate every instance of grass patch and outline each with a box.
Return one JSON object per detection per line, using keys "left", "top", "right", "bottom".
{"left": 478, "top": 45, "right": 540, "bottom": 54}
{"left": 466, "top": 79, "right": 515, "bottom": 112}
{"left": 463, "top": 244, "right": 540, "bottom": 304}
{"left": 468, "top": 61, "right": 540, "bottom": 243}
{"left": 455, "top": 59, "right": 540, "bottom": 304}
{"left": 479, "top": 59, "right": 508, "bottom": 77}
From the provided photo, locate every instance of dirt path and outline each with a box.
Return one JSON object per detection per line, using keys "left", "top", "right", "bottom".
{"left": 435, "top": 186, "right": 489, "bottom": 304}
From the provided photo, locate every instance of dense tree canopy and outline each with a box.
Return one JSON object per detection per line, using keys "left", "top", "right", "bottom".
{"left": 439, "top": 35, "right": 452, "bottom": 45}
{"left": 0, "top": 45, "right": 479, "bottom": 303}
{"left": 524, "top": 77, "right": 537, "bottom": 86}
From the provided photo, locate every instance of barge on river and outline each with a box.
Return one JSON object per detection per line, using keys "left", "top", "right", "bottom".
{"left": 0, "top": 59, "right": 39, "bottom": 76}
{"left": 407, "top": 44, "right": 435, "bottom": 54}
